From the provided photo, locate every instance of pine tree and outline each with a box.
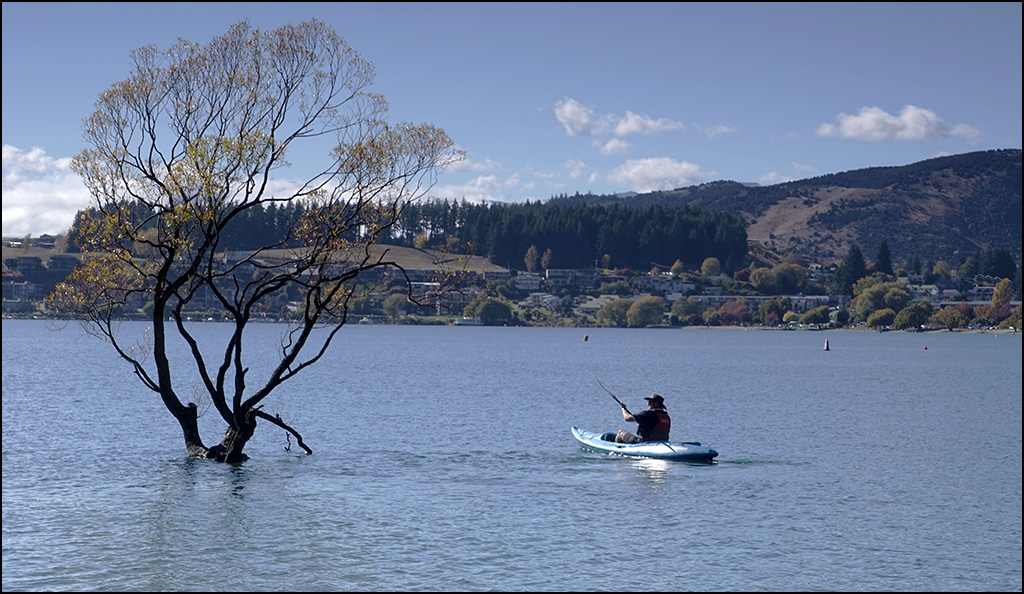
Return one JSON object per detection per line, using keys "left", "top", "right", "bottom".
{"left": 833, "top": 243, "right": 867, "bottom": 296}
{"left": 874, "top": 239, "right": 894, "bottom": 275}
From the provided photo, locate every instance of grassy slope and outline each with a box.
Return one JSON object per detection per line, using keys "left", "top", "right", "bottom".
{"left": 3, "top": 243, "right": 507, "bottom": 273}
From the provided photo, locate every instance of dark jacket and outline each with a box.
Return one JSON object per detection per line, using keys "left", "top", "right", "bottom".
{"left": 633, "top": 407, "right": 671, "bottom": 441}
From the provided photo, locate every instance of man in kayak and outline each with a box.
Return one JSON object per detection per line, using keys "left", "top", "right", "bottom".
{"left": 615, "top": 394, "right": 671, "bottom": 443}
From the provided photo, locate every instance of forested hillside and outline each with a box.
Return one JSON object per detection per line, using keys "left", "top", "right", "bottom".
{"left": 551, "top": 149, "right": 1022, "bottom": 264}
{"left": 60, "top": 149, "right": 1020, "bottom": 272}
{"left": 66, "top": 200, "right": 749, "bottom": 273}
{"left": 393, "top": 201, "right": 748, "bottom": 271}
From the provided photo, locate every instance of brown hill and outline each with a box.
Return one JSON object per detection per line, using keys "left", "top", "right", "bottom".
{"left": 3, "top": 243, "right": 505, "bottom": 274}
{"left": 562, "top": 149, "right": 1022, "bottom": 264}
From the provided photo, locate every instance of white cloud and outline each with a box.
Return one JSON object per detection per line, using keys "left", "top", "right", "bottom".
{"left": 555, "top": 98, "right": 597, "bottom": 136}
{"left": 445, "top": 155, "right": 501, "bottom": 174}
{"left": 613, "top": 111, "right": 684, "bottom": 136}
{"left": 696, "top": 124, "right": 738, "bottom": 139}
{"left": 595, "top": 138, "right": 630, "bottom": 155}
{"left": 430, "top": 172, "right": 540, "bottom": 204}
{"left": 949, "top": 123, "right": 982, "bottom": 143}
{"left": 758, "top": 171, "right": 793, "bottom": 185}
{"left": 2, "top": 145, "right": 90, "bottom": 237}
{"left": 564, "top": 159, "right": 588, "bottom": 179}
{"left": 506, "top": 172, "right": 535, "bottom": 191}
{"left": 431, "top": 174, "right": 501, "bottom": 201}
{"left": 816, "top": 105, "right": 981, "bottom": 142}
{"left": 555, "top": 98, "right": 687, "bottom": 140}
{"left": 607, "top": 158, "right": 703, "bottom": 193}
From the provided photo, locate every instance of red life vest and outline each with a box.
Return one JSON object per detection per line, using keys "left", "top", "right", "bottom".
{"left": 641, "top": 409, "right": 671, "bottom": 441}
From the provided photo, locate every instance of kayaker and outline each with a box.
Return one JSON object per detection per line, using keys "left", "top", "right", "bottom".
{"left": 615, "top": 394, "right": 671, "bottom": 443}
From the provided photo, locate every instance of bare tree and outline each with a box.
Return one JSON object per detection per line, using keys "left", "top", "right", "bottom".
{"left": 524, "top": 245, "right": 539, "bottom": 273}
{"left": 540, "top": 248, "right": 553, "bottom": 271}
{"left": 46, "top": 20, "right": 463, "bottom": 462}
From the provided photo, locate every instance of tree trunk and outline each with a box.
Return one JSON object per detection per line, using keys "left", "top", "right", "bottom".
{"left": 168, "top": 401, "right": 255, "bottom": 462}
{"left": 207, "top": 418, "right": 257, "bottom": 463}
{"left": 174, "top": 402, "right": 211, "bottom": 459}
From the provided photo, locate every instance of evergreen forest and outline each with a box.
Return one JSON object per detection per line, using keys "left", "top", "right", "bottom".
{"left": 66, "top": 200, "right": 750, "bottom": 274}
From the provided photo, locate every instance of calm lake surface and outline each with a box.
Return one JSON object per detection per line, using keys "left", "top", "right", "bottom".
{"left": 2, "top": 319, "right": 1021, "bottom": 592}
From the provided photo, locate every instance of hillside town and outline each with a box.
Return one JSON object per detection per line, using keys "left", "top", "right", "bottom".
{"left": 4, "top": 234, "right": 1019, "bottom": 331}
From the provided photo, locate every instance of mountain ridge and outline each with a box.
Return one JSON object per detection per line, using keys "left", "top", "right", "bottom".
{"left": 551, "top": 149, "right": 1022, "bottom": 264}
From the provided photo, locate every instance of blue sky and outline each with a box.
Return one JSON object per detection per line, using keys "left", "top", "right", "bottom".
{"left": 2, "top": 2, "right": 1021, "bottom": 237}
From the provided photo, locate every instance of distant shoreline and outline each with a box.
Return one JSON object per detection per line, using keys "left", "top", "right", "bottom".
{"left": 3, "top": 314, "right": 1018, "bottom": 336}
{"left": 661, "top": 324, "right": 1020, "bottom": 335}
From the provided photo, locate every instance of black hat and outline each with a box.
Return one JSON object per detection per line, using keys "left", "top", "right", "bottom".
{"left": 644, "top": 394, "right": 665, "bottom": 406}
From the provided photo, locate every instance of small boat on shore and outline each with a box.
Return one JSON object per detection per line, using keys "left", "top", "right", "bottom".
{"left": 571, "top": 426, "right": 718, "bottom": 462}
{"left": 452, "top": 317, "right": 482, "bottom": 326}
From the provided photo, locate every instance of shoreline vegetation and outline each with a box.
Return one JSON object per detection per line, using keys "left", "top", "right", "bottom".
{"left": 4, "top": 242, "right": 1020, "bottom": 334}
{"left": 3, "top": 312, "right": 1018, "bottom": 336}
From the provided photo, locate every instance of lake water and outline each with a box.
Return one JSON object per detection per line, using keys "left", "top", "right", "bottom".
{"left": 2, "top": 319, "right": 1021, "bottom": 591}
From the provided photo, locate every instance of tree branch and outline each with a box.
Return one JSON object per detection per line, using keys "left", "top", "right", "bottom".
{"left": 254, "top": 410, "right": 313, "bottom": 455}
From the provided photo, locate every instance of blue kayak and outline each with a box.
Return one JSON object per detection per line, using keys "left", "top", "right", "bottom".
{"left": 571, "top": 426, "right": 718, "bottom": 462}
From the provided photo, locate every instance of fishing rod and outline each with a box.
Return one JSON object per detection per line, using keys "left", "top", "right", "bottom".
{"left": 596, "top": 378, "right": 630, "bottom": 415}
